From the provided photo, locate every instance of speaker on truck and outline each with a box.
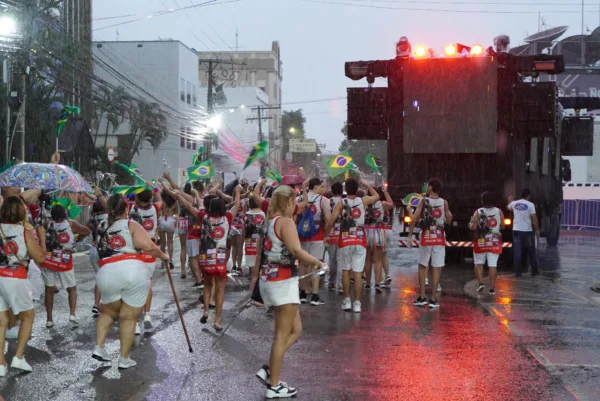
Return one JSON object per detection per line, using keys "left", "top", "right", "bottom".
{"left": 346, "top": 87, "right": 388, "bottom": 140}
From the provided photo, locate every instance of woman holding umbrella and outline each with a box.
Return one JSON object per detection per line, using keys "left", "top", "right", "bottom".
{"left": 0, "top": 196, "right": 47, "bottom": 375}
{"left": 92, "top": 194, "right": 169, "bottom": 369}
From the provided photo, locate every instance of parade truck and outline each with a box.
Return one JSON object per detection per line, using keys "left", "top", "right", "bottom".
{"left": 345, "top": 39, "right": 596, "bottom": 263}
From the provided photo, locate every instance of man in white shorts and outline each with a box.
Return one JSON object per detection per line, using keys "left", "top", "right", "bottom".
{"left": 470, "top": 191, "right": 505, "bottom": 295}
{"left": 326, "top": 178, "right": 379, "bottom": 313}
{"left": 409, "top": 178, "right": 452, "bottom": 309}
{"left": 298, "top": 178, "right": 330, "bottom": 306}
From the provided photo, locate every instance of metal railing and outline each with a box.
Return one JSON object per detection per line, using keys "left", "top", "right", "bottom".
{"left": 561, "top": 199, "right": 600, "bottom": 230}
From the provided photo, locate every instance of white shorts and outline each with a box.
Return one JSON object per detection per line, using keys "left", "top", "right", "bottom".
{"left": 96, "top": 259, "right": 150, "bottom": 307}
{"left": 158, "top": 216, "right": 176, "bottom": 233}
{"left": 300, "top": 241, "right": 325, "bottom": 261}
{"left": 385, "top": 229, "right": 393, "bottom": 250}
{"left": 41, "top": 268, "right": 77, "bottom": 288}
{"left": 176, "top": 218, "right": 188, "bottom": 235}
{"left": 418, "top": 246, "right": 445, "bottom": 268}
{"left": 244, "top": 255, "right": 257, "bottom": 268}
{"left": 473, "top": 252, "right": 500, "bottom": 268}
{"left": 0, "top": 277, "right": 34, "bottom": 315}
{"left": 338, "top": 245, "right": 367, "bottom": 273}
{"left": 186, "top": 238, "right": 200, "bottom": 257}
{"left": 146, "top": 261, "right": 156, "bottom": 278}
{"left": 259, "top": 276, "right": 300, "bottom": 308}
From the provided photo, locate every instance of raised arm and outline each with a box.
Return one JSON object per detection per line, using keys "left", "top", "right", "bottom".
{"left": 163, "top": 172, "right": 179, "bottom": 190}
{"left": 361, "top": 179, "right": 380, "bottom": 206}
{"left": 254, "top": 178, "right": 266, "bottom": 205}
{"left": 94, "top": 187, "right": 107, "bottom": 211}
{"left": 229, "top": 186, "right": 243, "bottom": 218}
{"left": 69, "top": 220, "right": 91, "bottom": 236}
{"left": 175, "top": 191, "right": 200, "bottom": 217}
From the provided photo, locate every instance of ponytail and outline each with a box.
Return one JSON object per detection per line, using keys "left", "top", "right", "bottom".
{"left": 107, "top": 194, "right": 128, "bottom": 226}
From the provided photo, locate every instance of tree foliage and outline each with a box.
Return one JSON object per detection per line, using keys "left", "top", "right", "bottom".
{"left": 338, "top": 122, "right": 387, "bottom": 174}
{"left": 120, "top": 101, "right": 167, "bottom": 165}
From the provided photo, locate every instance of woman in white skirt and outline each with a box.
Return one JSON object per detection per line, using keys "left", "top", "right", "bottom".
{"left": 158, "top": 189, "right": 178, "bottom": 269}
{"left": 0, "top": 196, "right": 47, "bottom": 375}
{"left": 253, "top": 185, "right": 325, "bottom": 399}
{"left": 92, "top": 194, "right": 168, "bottom": 369}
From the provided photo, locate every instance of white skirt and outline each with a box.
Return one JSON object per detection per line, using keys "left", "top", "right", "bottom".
{"left": 27, "top": 261, "right": 44, "bottom": 301}
{"left": 96, "top": 259, "right": 150, "bottom": 307}
{"left": 259, "top": 276, "right": 300, "bottom": 308}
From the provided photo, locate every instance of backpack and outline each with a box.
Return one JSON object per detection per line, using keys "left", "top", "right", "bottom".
{"left": 297, "top": 208, "right": 318, "bottom": 239}
{"left": 199, "top": 217, "right": 218, "bottom": 254}
{"left": 476, "top": 209, "right": 492, "bottom": 238}
{"left": 45, "top": 221, "right": 60, "bottom": 252}
{"left": 244, "top": 213, "right": 260, "bottom": 238}
{"left": 364, "top": 204, "right": 375, "bottom": 225}
{"left": 339, "top": 199, "right": 357, "bottom": 232}
{"left": 418, "top": 199, "right": 435, "bottom": 230}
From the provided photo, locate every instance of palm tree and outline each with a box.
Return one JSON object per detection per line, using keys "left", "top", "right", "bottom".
{"left": 122, "top": 100, "right": 167, "bottom": 164}
{"left": 91, "top": 86, "right": 130, "bottom": 148}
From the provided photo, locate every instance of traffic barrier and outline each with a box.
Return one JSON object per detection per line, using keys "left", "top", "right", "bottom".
{"left": 561, "top": 200, "right": 600, "bottom": 231}
{"left": 398, "top": 240, "right": 513, "bottom": 248}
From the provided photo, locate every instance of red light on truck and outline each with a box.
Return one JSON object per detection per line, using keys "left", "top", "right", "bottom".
{"left": 444, "top": 45, "right": 457, "bottom": 57}
{"left": 471, "top": 44, "right": 484, "bottom": 56}
{"left": 414, "top": 46, "right": 427, "bottom": 58}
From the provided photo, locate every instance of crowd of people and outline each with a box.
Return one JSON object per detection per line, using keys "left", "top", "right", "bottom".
{"left": 0, "top": 161, "right": 541, "bottom": 399}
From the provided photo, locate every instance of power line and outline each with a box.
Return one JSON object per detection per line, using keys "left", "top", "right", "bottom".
{"left": 92, "top": 0, "right": 240, "bottom": 32}
{"left": 327, "top": 0, "right": 600, "bottom": 5}
{"left": 300, "top": 0, "right": 600, "bottom": 13}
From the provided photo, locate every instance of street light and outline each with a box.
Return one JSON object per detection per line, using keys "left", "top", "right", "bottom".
{"left": 0, "top": 16, "right": 17, "bottom": 36}
{"left": 289, "top": 127, "right": 296, "bottom": 134}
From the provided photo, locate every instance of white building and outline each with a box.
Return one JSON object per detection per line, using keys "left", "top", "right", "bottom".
{"left": 197, "top": 42, "right": 283, "bottom": 169}
{"left": 197, "top": 87, "right": 270, "bottom": 183}
{"left": 92, "top": 40, "right": 202, "bottom": 181}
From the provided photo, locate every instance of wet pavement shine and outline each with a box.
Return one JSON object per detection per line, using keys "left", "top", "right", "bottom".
{"left": 1, "top": 234, "right": 599, "bottom": 400}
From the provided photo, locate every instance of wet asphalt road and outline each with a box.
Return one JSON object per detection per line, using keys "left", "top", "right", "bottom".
{"left": 1, "top": 234, "right": 599, "bottom": 401}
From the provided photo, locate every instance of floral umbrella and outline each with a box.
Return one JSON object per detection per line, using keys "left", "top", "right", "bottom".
{"left": 0, "top": 163, "right": 93, "bottom": 193}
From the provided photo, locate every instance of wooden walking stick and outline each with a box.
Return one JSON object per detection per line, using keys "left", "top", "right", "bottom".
{"left": 166, "top": 261, "right": 193, "bottom": 353}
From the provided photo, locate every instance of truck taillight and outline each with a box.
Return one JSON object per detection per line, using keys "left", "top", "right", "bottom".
{"left": 404, "top": 216, "right": 412, "bottom": 223}
{"left": 504, "top": 218, "right": 512, "bottom": 226}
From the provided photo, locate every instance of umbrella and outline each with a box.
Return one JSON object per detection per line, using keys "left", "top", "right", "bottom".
{"left": 282, "top": 175, "right": 304, "bottom": 186}
{"left": 0, "top": 163, "right": 93, "bottom": 193}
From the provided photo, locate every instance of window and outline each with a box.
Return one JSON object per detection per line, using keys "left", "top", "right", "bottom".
{"left": 186, "top": 81, "right": 191, "bottom": 104}
{"left": 180, "top": 125, "right": 185, "bottom": 148}
{"left": 180, "top": 78, "right": 185, "bottom": 102}
{"left": 187, "top": 127, "right": 196, "bottom": 150}
{"left": 192, "top": 85, "right": 197, "bottom": 107}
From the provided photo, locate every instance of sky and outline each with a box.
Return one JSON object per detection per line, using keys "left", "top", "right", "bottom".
{"left": 92, "top": 0, "right": 599, "bottom": 153}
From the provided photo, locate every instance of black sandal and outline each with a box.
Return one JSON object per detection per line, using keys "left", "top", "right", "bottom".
{"left": 200, "top": 313, "right": 208, "bottom": 324}
{"left": 214, "top": 323, "right": 223, "bottom": 331}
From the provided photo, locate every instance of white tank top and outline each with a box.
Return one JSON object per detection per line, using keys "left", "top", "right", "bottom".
{"left": 49, "top": 219, "right": 75, "bottom": 250}
{"left": 262, "top": 217, "right": 295, "bottom": 268}
{"left": 307, "top": 192, "right": 324, "bottom": 227}
{"left": 371, "top": 201, "right": 385, "bottom": 224}
{"left": 131, "top": 203, "right": 158, "bottom": 240}
{"left": 477, "top": 207, "right": 501, "bottom": 236}
{"left": 425, "top": 197, "right": 446, "bottom": 228}
{"left": 202, "top": 215, "right": 229, "bottom": 250}
{"left": 344, "top": 197, "right": 366, "bottom": 228}
{"left": 0, "top": 223, "right": 29, "bottom": 267}
{"left": 104, "top": 219, "right": 136, "bottom": 255}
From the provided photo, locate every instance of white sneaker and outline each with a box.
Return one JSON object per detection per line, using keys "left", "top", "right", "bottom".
{"left": 92, "top": 346, "right": 111, "bottom": 362}
{"left": 46, "top": 321, "right": 54, "bottom": 328}
{"left": 265, "top": 382, "right": 297, "bottom": 399}
{"left": 425, "top": 277, "right": 429, "bottom": 286}
{"left": 0, "top": 364, "right": 6, "bottom": 377}
{"left": 10, "top": 356, "right": 32, "bottom": 372}
{"left": 353, "top": 300, "right": 361, "bottom": 313}
{"left": 6, "top": 326, "right": 19, "bottom": 339}
{"left": 69, "top": 315, "right": 79, "bottom": 327}
{"left": 143, "top": 314, "right": 153, "bottom": 329}
{"left": 118, "top": 357, "right": 137, "bottom": 369}
{"left": 437, "top": 284, "right": 442, "bottom": 292}
{"left": 135, "top": 324, "right": 141, "bottom": 335}
{"left": 342, "top": 298, "right": 352, "bottom": 311}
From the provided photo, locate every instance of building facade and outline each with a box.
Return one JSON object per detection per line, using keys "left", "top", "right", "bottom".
{"left": 197, "top": 41, "right": 283, "bottom": 168}
{"left": 92, "top": 40, "right": 201, "bottom": 181}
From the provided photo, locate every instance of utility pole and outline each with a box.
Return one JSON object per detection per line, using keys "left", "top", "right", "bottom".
{"left": 246, "top": 105, "right": 280, "bottom": 176}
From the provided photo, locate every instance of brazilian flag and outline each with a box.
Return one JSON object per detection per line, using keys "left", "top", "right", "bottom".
{"left": 51, "top": 198, "right": 82, "bottom": 220}
{"left": 187, "top": 160, "right": 214, "bottom": 180}
{"left": 265, "top": 168, "right": 282, "bottom": 183}
{"left": 111, "top": 186, "right": 146, "bottom": 196}
{"left": 117, "top": 163, "right": 146, "bottom": 185}
{"left": 325, "top": 151, "right": 355, "bottom": 178}
{"left": 243, "top": 141, "right": 269, "bottom": 170}
{"left": 365, "top": 154, "right": 383, "bottom": 175}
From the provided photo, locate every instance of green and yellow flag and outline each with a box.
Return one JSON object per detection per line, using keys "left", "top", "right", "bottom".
{"left": 57, "top": 105, "right": 81, "bottom": 136}
{"left": 111, "top": 186, "right": 146, "bottom": 196}
{"left": 192, "top": 145, "right": 205, "bottom": 165}
{"left": 365, "top": 154, "right": 383, "bottom": 175}
{"left": 244, "top": 141, "right": 269, "bottom": 170}
{"left": 0, "top": 160, "right": 14, "bottom": 174}
{"left": 117, "top": 163, "right": 145, "bottom": 185}
{"left": 51, "top": 198, "right": 82, "bottom": 220}
{"left": 187, "top": 160, "right": 214, "bottom": 180}
{"left": 325, "top": 150, "right": 355, "bottom": 178}
{"left": 265, "top": 168, "right": 282, "bottom": 183}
